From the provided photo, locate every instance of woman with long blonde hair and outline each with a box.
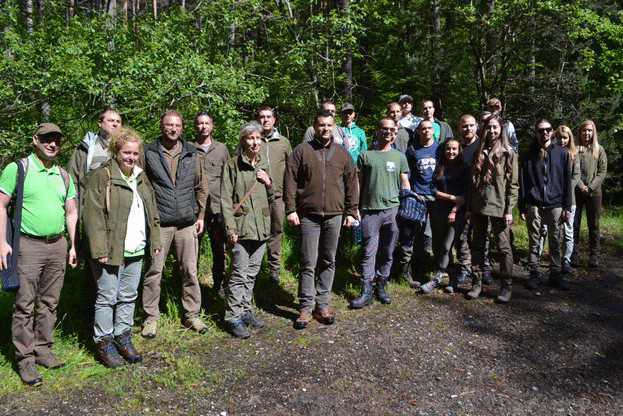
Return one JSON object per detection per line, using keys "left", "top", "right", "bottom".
{"left": 572, "top": 120, "right": 607, "bottom": 267}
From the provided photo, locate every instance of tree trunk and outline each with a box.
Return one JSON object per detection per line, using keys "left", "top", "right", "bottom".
{"left": 485, "top": 0, "right": 497, "bottom": 96}
{"left": 338, "top": 0, "right": 353, "bottom": 102}
{"left": 430, "top": 0, "right": 443, "bottom": 119}
{"left": 152, "top": 0, "right": 157, "bottom": 19}
{"left": 22, "top": 0, "right": 34, "bottom": 35}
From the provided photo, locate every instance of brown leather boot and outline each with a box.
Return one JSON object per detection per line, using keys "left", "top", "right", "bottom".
{"left": 97, "top": 335, "right": 126, "bottom": 368}
{"left": 114, "top": 329, "right": 143, "bottom": 363}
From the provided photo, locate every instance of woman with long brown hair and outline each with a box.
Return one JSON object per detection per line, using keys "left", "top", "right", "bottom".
{"left": 466, "top": 113, "right": 519, "bottom": 303}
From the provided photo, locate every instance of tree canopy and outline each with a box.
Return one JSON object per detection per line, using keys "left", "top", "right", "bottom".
{"left": 1, "top": 0, "right": 621, "bottom": 198}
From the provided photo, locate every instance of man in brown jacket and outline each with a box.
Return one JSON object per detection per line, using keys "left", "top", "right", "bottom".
{"left": 284, "top": 110, "right": 358, "bottom": 329}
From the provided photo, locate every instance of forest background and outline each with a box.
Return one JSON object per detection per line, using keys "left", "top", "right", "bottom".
{"left": 0, "top": 0, "right": 622, "bottom": 199}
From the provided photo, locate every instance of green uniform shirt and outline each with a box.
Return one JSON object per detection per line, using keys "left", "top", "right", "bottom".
{"left": 0, "top": 154, "right": 76, "bottom": 236}
{"left": 357, "top": 149, "right": 408, "bottom": 211}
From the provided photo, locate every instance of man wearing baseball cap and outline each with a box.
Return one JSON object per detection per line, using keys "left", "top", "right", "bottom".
{"left": 340, "top": 102, "right": 367, "bottom": 163}
{"left": 0, "top": 123, "right": 78, "bottom": 385}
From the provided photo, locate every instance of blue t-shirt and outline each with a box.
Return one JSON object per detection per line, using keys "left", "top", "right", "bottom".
{"left": 406, "top": 141, "right": 439, "bottom": 196}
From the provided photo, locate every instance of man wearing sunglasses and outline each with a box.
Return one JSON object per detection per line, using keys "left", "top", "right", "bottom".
{"left": 519, "top": 119, "right": 572, "bottom": 291}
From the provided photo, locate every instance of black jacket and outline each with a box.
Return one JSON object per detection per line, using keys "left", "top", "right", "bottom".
{"left": 519, "top": 143, "right": 572, "bottom": 213}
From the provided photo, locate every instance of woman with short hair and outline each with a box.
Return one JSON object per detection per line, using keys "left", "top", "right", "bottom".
{"left": 221, "top": 121, "right": 273, "bottom": 339}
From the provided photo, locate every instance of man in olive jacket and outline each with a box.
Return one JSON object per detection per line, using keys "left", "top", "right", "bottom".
{"left": 284, "top": 110, "right": 358, "bottom": 330}
{"left": 257, "top": 106, "right": 292, "bottom": 283}
{"left": 141, "top": 110, "right": 209, "bottom": 338}
{"left": 192, "top": 112, "right": 230, "bottom": 298}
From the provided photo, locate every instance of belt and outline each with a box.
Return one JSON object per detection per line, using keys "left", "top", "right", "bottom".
{"left": 21, "top": 233, "right": 64, "bottom": 243}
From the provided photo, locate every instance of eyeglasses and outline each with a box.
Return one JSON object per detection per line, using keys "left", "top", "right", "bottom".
{"left": 537, "top": 127, "right": 553, "bottom": 134}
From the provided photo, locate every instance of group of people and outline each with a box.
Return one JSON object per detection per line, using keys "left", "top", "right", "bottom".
{"left": 0, "top": 97, "right": 607, "bottom": 386}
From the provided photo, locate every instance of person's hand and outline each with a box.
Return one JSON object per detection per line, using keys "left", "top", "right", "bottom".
{"left": 520, "top": 213, "right": 526, "bottom": 222}
{"left": 97, "top": 256, "right": 109, "bottom": 264}
{"left": 153, "top": 249, "right": 160, "bottom": 256}
{"left": 452, "top": 195, "right": 465, "bottom": 206}
{"left": 195, "top": 219, "right": 205, "bottom": 235}
{"left": 257, "top": 169, "right": 271, "bottom": 185}
{"left": 582, "top": 185, "right": 591, "bottom": 196}
{"left": 343, "top": 215, "right": 355, "bottom": 227}
{"left": 228, "top": 233, "right": 238, "bottom": 245}
{"left": 447, "top": 212, "right": 456, "bottom": 224}
{"left": 504, "top": 213, "right": 514, "bottom": 227}
{"left": 562, "top": 210, "right": 571, "bottom": 223}
{"left": 68, "top": 247, "right": 79, "bottom": 268}
{"left": 0, "top": 241, "right": 12, "bottom": 270}
{"left": 287, "top": 212, "right": 300, "bottom": 226}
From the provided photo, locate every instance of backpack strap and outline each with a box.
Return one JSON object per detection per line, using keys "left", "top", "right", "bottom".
{"left": 104, "top": 167, "right": 111, "bottom": 213}
{"left": 58, "top": 166, "right": 70, "bottom": 198}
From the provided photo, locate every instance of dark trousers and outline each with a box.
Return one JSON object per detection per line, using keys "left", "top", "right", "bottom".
{"left": 573, "top": 190, "right": 601, "bottom": 256}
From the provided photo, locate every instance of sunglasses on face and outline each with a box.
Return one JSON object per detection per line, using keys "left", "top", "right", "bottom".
{"left": 537, "top": 127, "right": 553, "bottom": 134}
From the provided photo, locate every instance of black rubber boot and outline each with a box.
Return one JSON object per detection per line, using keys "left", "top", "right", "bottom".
{"left": 350, "top": 280, "right": 374, "bottom": 309}
{"left": 376, "top": 276, "right": 391, "bottom": 304}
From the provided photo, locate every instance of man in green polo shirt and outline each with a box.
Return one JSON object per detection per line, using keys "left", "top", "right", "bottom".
{"left": 0, "top": 123, "right": 78, "bottom": 386}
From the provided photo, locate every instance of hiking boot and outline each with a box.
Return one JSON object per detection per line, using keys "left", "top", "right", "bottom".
{"left": 376, "top": 276, "right": 391, "bottom": 305}
{"left": 229, "top": 320, "right": 251, "bottom": 339}
{"left": 589, "top": 255, "right": 599, "bottom": 268}
{"left": 113, "top": 329, "right": 142, "bottom": 363}
{"left": 482, "top": 270, "right": 493, "bottom": 285}
{"left": 496, "top": 278, "right": 512, "bottom": 303}
{"left": 466, "top": 274, "right": 482, "bottom": 300}
{"left": 97, "top": 335, "right": 126, "bottom": 368}
{"left": 241, "top": 310, "right": 265, "bottom": 328}
{"left": 350, "top": 280, "right": 374, "bottom": 309}
{"left": 141, "top": 321, "right": 157, "bottom": 339}
{"left": 526, "top": 270, "right": 540, "bottom": 290}
{"left": 456, "top": 271, "right": 468, "bottom": 285}
{"left": 496, "top": 288, "right": 512, "bottom": 304}
{"left": 313, "top": 306, "right": 335, "bottom": 325}
{"left": 561, "top": 259, "right": 572, "bottom": 275}
{"left": 549, "top": 272, "right": 570, "bottom": 291}
{"left": 35, "top": 352, "right": 64, "bottom": 369}
{"left": 420, "top": 278, "right": 439, "bottom": 294}
{"left": 294, "top": 310, "right": 312, "bottom": 330}
{"left": 400, "top": 263, "right": 420, "bottom": 289}
{"left": 18, "top": 361, "right": 42, "bottom": 386}
{"left": 186, "top": 317, "right": 208, "bottom": 334}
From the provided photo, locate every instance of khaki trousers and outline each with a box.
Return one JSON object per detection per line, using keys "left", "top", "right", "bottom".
{"left": 142, "top": 225, "right": 201, "bottom": 323}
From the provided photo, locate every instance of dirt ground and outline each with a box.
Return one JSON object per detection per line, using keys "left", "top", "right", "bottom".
{"left": 2, "top": 246, "right": 623, "bottom": 415}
